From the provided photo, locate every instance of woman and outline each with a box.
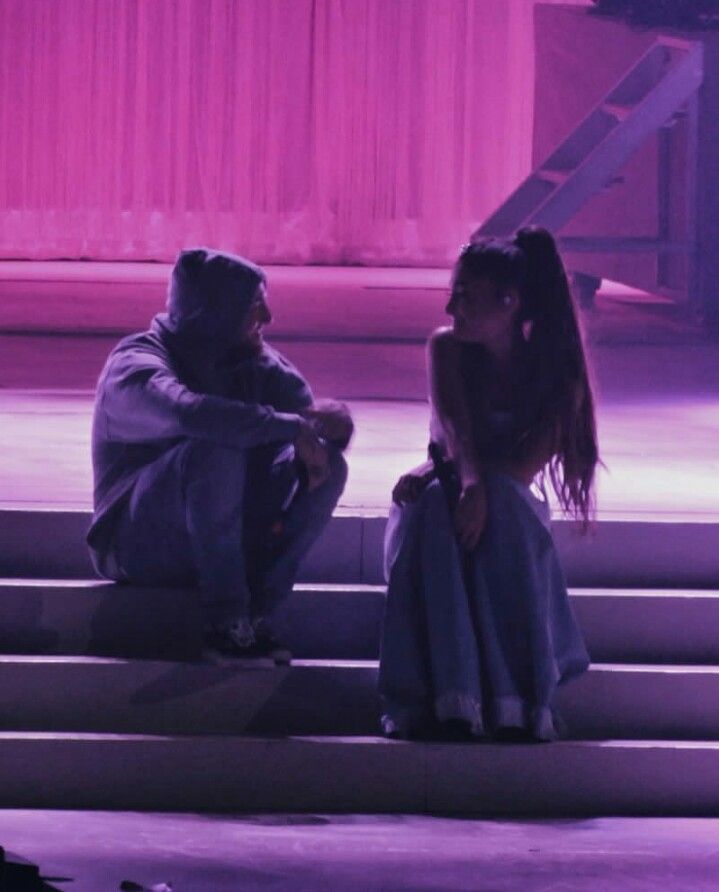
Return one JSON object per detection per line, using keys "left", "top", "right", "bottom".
{"left": 379, "top": 227, "right": 599, "bottom": 741}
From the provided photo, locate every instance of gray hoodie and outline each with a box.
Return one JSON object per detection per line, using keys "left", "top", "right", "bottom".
{"left": 87, "top": 249, "right": 313, "bottom": 563}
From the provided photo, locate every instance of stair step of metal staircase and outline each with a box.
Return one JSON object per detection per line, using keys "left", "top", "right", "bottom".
{"left": 537, "top": 169, "right": 571, "bottom": 186}
{"left": 602, "top": 102, "right": 634, "bottom": 122}
{"left": 476, "top": 38, "right": 703, "bottom": 238}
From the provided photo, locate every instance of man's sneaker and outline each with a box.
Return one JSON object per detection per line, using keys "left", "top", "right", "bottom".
{"left": 253, "top": 618, "right": 293, "bottom": 665}
{"left": 202, "top": 620, "right": 273, "bottom": 665}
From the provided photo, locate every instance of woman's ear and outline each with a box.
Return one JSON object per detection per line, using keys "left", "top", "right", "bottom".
{"left": 502, "top": 288, "right": 520, "bottom": 311}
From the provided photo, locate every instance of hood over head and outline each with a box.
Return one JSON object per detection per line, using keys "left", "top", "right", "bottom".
{"left": 158, "top": 247, "right": 266, "bottom": 345}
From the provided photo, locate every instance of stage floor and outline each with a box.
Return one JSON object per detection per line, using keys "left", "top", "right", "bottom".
{"left": 1, "top": 810, "right": 719, "bottom": 892}
{"left": 1, "top": 387, "right": 717, "bottom": 520}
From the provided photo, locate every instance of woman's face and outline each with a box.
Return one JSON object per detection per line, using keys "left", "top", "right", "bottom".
{"left": 446, "top": 269, "right": 519, "bottom": 344}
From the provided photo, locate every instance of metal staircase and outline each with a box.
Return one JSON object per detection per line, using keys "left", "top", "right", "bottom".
{"left": 474, "top": 37, "right": 703, "bottom": 245}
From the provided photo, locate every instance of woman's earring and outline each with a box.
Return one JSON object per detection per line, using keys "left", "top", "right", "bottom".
{"left": 522, "top": 319, "right": 534, "bottom": 341}
{"left": 502, "top": 294, "right": 513, "bottom": 307}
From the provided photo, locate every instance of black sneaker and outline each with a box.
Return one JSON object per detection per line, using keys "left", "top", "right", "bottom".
{"left": 202, "top": 622, "right": 274, "bottom": 665}
{"left": 253, "top": 619, "right": 293, "bottom": 665}
{"left": 492, "top": 726, "right": 542, "bottom": 744}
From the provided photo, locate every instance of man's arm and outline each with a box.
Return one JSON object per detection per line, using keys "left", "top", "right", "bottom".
{"left": 100, "top": 349, "right": 303, "bottom": 449}
{"left": 263, "top": 346, "right": 354, "bottom": 450}
{"left": 303, "top": 399, "right": 354, "bottom": 450}
{"left": 262, "top": 346, "right": 315, "bottom": 413}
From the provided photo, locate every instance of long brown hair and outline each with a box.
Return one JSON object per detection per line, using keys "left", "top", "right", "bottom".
{"left": 460, "top": 227, "right": 599, "bottom": 524}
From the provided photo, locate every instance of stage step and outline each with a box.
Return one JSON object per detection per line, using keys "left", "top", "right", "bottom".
{"left": 3, "top": 579, "right": 719, "bottom": 665}
{"left": 1, "top": 507, "right": 718, "bottom": 588}
{"left": 0, "top": 263, "right": 449, "bottom": 338}
{"left": 0, "top": 508, "right": 371, "bottom": 583}
{"left": 0, "top": 732, "right": 717, "bottom": 815}
{"left": 0, "top": 655, "right": 717, "bottom": 741}
{"left": 0, "top": 332, "right": 430, "bottom": 398}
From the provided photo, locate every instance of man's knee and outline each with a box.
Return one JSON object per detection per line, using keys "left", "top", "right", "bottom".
{"left": 325, "top": 446, "right": 348, "bottom": 497}
{"left": 177, "top": 440, "right": 249, "bottom": 489}
{"left": 300, "top": 446, "right": 347, "bottom": 517}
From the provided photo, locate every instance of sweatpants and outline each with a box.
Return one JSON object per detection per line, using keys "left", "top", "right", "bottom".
{"left": 99, "top": 439, "right": 347, "bottom": 626}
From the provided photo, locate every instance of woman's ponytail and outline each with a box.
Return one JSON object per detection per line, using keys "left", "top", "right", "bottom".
{"left": 514, "top": 227, "right": 577, "bottom": 343}
{"left": 513, "top": 227, "right": 599, "bottom": 526}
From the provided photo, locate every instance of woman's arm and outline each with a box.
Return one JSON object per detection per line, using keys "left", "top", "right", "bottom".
{"left": 426, "top": 328, "right": 483, "bottom": 489}
{"left": 427, "top": 328, "right": 487, "bottom": 548}
{"left": 392, "top": 458, "right": 435, "bottom": 504}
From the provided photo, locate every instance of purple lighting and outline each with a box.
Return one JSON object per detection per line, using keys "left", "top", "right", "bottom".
{"left": 1, "top": 0, "right": 719, "bottom": 888}
{"left": 0, "top": 0, "right": 539, "bottom": 265}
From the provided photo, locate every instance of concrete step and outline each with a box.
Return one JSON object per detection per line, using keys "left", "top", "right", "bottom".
{"left": 0, "top": 579, "right": 384, "bottom": 661}
{"left": 0, "top": 508, "right": 370, "bottom": 584}
{"left": 0, "top": 731, "right": 717, "bottom": 815}
{"left": 0, "top": 656, "right": 717, "bottom": 741}
{"left": 1, "top": 507, "right": 719, "bottom": 588}
{"left": 3, "top": 579, "right": 719, "bottom": 665}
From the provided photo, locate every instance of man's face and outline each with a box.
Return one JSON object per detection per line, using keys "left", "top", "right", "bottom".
{"left": 238, "top": 281, "right": 272, "bottom": 351}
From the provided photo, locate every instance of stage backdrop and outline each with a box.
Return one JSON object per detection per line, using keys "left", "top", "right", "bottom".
{"left": 0, "top": 0, "right": 589, "bottom": 265}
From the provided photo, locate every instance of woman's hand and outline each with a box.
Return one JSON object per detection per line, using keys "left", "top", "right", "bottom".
{"left": 454, "top": 480, "right": 487, "bottom": 550}
{"left": 392, "top": 461, "right": 434, "bottom": 505}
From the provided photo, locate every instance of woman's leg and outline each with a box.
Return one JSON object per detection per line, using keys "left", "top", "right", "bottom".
{"left": 470, "top": 472, "right": 590, "bottom": 739}
{"left": 416, "top": 480, "right": 485, "bottom": 733}
{"left": 378, "top": 499, "right": 432, "bottom": 735}
{"left": 379, "top": 473, "right": 589, "bottom": 741}
{"left": 379, "top": 480, "right": 485, "bottom": 737}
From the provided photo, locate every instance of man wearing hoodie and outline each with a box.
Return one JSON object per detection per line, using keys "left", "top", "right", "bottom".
{"left": 87, "top": 248, "right": 352, "bottom": 662}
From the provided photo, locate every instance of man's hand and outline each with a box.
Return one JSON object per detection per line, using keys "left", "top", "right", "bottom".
{"left": 295, "top": 419, "right": 331, "bottom": 491}
{"left": 454, "top": 480, "right": 487, "bottom": 550}
{"left": 392, "top": 460, "right": 434, "bottom": 505}
{"left": 303, "top": 400, "right": 354, "bottom": 449}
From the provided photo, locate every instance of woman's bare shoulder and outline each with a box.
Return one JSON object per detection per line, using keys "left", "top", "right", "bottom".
{"left": 427, "top": 326, "right": 458, "bottom": 355}
{"left": 428, "top": 325, "right": 454, "bottom": 342}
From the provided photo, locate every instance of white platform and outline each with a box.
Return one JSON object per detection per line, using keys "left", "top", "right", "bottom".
{"left": 1, "top": 391, "right": 718, "bottom": 519}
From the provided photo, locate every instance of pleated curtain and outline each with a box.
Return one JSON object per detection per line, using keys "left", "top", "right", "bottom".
{"left": 0, "top": 0, "right": 588, "bottom": 264}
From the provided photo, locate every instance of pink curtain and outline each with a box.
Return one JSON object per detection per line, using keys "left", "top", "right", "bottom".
{"left": 0, "top": 0, "right": 588, "bottom": 265}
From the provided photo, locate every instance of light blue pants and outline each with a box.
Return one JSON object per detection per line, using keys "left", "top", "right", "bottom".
{"left": 379, "top": 472, "right": 589, "bottom": 739}
{"left": 104, "top": 439, "right": 347, "bottom": 626}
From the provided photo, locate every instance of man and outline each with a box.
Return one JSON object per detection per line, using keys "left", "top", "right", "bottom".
{"left": 87, "top": 248, "right": 352, "bottom": 662}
